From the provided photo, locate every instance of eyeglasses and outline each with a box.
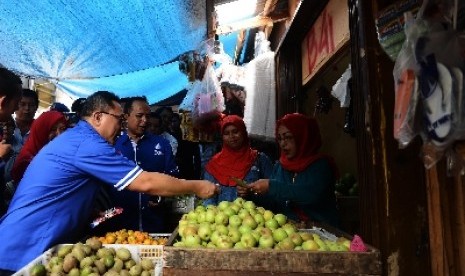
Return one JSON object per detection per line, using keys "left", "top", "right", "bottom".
{"left": 99, "top": 111, "right": 125, "bottom": 125}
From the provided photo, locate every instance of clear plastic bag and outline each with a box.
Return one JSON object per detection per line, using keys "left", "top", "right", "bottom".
{"left": 392, "top": 12, "right": 422, "bottom": 148}
{"left": 393, "top": 0, "right": 465, "bottom": 169}
{"left": 389, "top": 3, "right": 465, "bottom": 173}
{"left": 191, "top": 64, "right": 225, "bottom": 132}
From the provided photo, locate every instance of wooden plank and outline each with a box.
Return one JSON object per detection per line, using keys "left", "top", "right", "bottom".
{"left": 260, "top": 0, "right": 280, "bottom": 37}
{"left": 455, "top": 176, "right": 465, "bottom": 275}
{"left": 440, "top": 166, "right": 454, "bottom": 276}
{"left": 164, "top": 247, "right": 381, "bottom": 274}
{"left": 164, "top": 268, "right": 379, "bottom": 276}
{"left": 426, "top": 165, "right": 447, "bottom": 276}
{"left": 233, "top": 29, "right": 246, "bottom": 64}
{"left": 450, "top": 175, "right": 465, "bottom": 276}
{"left": 453, "top": 142, "right": 465, "bottom": 276}
{"left": 206, "top": 0, "right": 216, "bottom": 39}
{"left": 216, "top": 15, "right": 274, "bottom": 35}
{"left": 263, "top": 0, "right": 279, "bottom": 16}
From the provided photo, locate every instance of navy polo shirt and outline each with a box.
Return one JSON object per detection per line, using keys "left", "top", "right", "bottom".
{"left": 0, "top": 121, "right": 142, "bottom": 271}
{"left": 107, "top": 132, "right": 178, "bottom": 232}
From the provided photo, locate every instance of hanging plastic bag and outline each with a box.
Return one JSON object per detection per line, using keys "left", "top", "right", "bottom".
{"left": 191, "top": 63, "right": 225, "bottom": 133}
{"left": 179, "top": 81, "right": 200, "bottom": 112}
{"left": 392, "top": 11, "right": 422, "bottom": 148}
{"left": 393, "top": 0, "right": 465, "bottom": 169}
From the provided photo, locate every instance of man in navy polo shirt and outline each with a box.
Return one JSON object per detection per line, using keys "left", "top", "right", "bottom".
{"left": 0, "top": 91, "right": 218, "bottom": 274}
{"left": 104, "top": 96, "right": 178, "bottom": 233}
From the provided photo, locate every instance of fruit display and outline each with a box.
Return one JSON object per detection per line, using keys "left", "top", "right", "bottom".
{"left": 93, "top": 230, "right": 168, "bottom": 245}
{"left": 28, "top": 238, "right": 155, "bottom": 276}
{"left": 173, "top": 198, "right": 351, "bottom": 251}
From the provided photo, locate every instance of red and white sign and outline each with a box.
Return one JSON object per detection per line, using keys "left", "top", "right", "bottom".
{"left": 301, "top": 0, "right": 349, "bottom": 84}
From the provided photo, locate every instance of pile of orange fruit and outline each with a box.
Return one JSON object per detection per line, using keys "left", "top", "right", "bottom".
{"left": 94, "top": 229, "right": 169, "bottom": 245}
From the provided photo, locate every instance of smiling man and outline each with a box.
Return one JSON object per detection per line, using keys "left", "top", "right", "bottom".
{"left": 0, "top": 91, "right": 218, "bottom": 274}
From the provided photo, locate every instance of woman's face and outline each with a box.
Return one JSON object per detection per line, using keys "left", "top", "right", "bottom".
{"left": 222, "top": 124, "right": 245, "bottom": 150}
{"left": 277, "top": 125, "right": 297, "bottom": 160}
{"left": 48, "top": 121, "right": 67, "bottom": 141}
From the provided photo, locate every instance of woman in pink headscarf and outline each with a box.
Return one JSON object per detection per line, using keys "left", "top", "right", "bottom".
{"left": 11, "top": 111, "right": 67, "bottom": 183}
{"left": 237, "top": 113, "right": 339, "bottom": 227}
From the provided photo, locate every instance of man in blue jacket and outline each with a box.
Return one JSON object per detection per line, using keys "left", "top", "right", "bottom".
{"left": 104, "top": 96, "right": 178, "bottom": 233}
{"left": 0, "top": 91, "right": 218, "bottom": 274}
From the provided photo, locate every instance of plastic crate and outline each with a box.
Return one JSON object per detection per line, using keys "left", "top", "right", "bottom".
{"left": 13, "top": 243, "right": 165, "bottom": 276}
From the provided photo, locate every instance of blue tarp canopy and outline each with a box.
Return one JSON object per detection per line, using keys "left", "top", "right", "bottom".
{"left": 0, "top": 0, "right": 206, "bottom": 103}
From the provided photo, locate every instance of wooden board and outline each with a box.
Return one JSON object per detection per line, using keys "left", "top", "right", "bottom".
{"left": 163, "top": 227, "right": 381, "bottom": 275}
{"left": 164, "top": 247, "right": 381, "bottom": 275}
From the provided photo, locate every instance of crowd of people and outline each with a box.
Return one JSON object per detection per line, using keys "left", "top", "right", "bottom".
{"left": 0, "top": 69, "right": 218, "bottom": 274}
{"left": 0, "top": 66, "right": 341, "bottom": 275}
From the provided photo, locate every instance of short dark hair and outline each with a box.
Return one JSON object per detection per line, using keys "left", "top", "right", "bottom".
{"left": 172, "top": 112, "right": 181, "bottom": 120}
{"left": 123, "top": 96, "right": 148, "bottom": 114}
{"left": 149, "top": 111, "right": 161, "bottom": 120}
{"left": 81, "top": 91, "right": 120, "bottom": 117}
{"left": 156, "top": 106, "right": 173, "bottom": 115}
{"left": 22, "top": 89, "right": 39, "bottom": 107}
{"left": 0, "top": 68, "right": 22, "bottom": 98}
{"left": 71, "top": 98, "right": 86, "bottom": 114}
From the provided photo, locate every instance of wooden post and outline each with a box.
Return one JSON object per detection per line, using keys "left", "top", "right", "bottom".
{"left": 452, "top": 175, "right": 465, "bottom": 276}
{"left": 426, "top": 165, "right": 448, "bottom": 276}
{"left": 206, "top": 0, "right": 215, "bottom": 39}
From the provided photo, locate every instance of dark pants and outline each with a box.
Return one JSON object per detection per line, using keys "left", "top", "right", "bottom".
{"left": 0, "top": 269, "right": 14, "bottom": 276}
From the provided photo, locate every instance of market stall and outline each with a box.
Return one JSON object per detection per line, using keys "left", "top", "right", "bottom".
{"left": 14, "top": 201, "right": 381, "bottom": 276}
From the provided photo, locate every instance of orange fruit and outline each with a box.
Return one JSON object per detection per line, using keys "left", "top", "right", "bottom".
{"left": 127, "top": 236, "right": 136, "bottom": 244}
{"left": 105, "top": 235, "right": 116, "bottom": 244}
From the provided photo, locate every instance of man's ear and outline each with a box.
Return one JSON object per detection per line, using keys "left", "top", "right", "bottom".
{"left": 0, "top": 95, "right": 8, "bottom": 109}
{"left": 91, "top": 112, "right": 103, "bottom": 127}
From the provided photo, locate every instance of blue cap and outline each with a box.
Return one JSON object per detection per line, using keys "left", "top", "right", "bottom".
{"left": 50, "top": 102, "right": 70, "bottom": 113}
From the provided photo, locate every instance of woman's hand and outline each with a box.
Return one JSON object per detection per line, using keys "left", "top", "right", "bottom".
{"left": 236, "top": 184, "right": 250, "bottom": 197}
{"left": 247, "top": 179, "right": 270, "bottom": 195}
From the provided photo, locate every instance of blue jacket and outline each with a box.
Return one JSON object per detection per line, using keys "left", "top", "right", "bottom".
{"left": 107, "top": 132, "right": 179, "bottom": 232}
{"left": 0, "top": 121, "right": 142, "bottom": 271}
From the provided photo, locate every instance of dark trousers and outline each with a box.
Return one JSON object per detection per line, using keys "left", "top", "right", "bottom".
{"left": 0, "top": 269, "right": 14, "bottom": 276}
